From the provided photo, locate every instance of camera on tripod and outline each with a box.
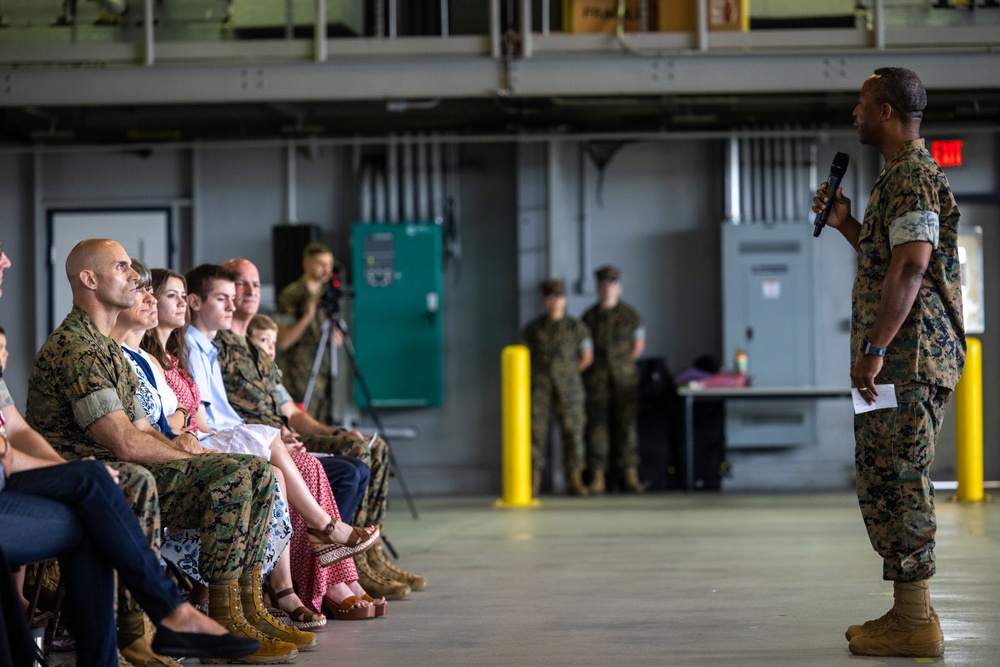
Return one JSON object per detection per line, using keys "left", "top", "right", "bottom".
{"left": 319, "top": 270, "right": 342, "bottom": 319}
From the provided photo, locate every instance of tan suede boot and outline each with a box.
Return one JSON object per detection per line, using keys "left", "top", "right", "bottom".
{"left": 621, "top": 467, "right": 646, "bottom": 494}
{"left": 845, "top": 607, "right": 896, "bottom": 641}
{"left": 238, "top": 571, "right": 317, "bottom": 650}
{"left": 368, "top": 542, "right": 427, "bottom": 591}
{"left": 118, "top": 612, "right": 181, "bottom": 667}
{"left": 849, "top": 580, "right": 944, "bottom": 657}
{"left": 566, "top": 469, "right": 589, "bottom": 497}
{"left": 203, "top": 580, "right": 298, "bottom": 664}
{"left": 355, "top": 553, "right": 411, "bottom": 600}
{"left": 589, "top": 469, "right": 606, "bottom": 494}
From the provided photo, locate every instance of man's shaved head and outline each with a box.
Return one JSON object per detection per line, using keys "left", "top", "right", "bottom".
{"left": 65, "top": 238, "right": 121, "bottom": 287}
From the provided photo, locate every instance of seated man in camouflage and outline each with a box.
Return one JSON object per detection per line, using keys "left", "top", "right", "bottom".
{"left": 216, "top": 257, "right": 425, "bottom": 600}
{"left": 25, "top": 238, "right": 297, "bottom": 665}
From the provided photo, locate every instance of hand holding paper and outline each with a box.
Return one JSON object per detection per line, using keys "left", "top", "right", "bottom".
{"left": 852, "top": 384, "right": 897, "bottom": 414}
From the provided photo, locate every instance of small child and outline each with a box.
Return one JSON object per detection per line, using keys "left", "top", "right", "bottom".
{"left": 246, "top": 313, "right": 278, "bottom": 362}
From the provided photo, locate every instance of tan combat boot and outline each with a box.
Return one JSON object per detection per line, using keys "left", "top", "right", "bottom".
{"left": 238, "top": 570, "right": 317, "bottom": 650}
{"left": 203, "top": 580, "right": 298, "bottom": 664}
{"left": 118, "top": 612, "right": 181, "bottom": 667}
{"left": 355, "top": 553, "right": 411, "bottom": 600}
{"left": 566, "top": 469, "right": 589, "bottom": 497}
{"left": 368, "top": 542, "right": 427, "bottom": 591}
{"left": 849, "top": 580, "right": 944, "bottom": 657}
{"left": 589, "top": 469, "right": 606, "bottom": 494}
{"left": 621, "top": 467, "right": 646, "bottom": 494}
{"left": 845, "top": 607, "right": 896, "bottom": 641}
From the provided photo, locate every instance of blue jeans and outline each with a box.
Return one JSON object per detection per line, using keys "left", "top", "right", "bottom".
{"left": 0, "top": 460, "right": 186, "bottom": 667}
{"left": 318, "top": 455, "right": 369, "bottom": 524}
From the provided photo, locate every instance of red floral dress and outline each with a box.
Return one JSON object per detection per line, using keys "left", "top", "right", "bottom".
{"left": 287, "top": 450, "right": 359, "bottom": 612}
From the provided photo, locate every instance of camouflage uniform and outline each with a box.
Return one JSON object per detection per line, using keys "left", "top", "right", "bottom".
{"left": 25, "top": 306, "right": 275, "bottom": 583}
{"left": 5, "top": 335, "right": 161, "bottom": 618}
{"left": 274, "top": 277, "right": 333, "bottom": 422}
{"left": 215, "top": 330, "right": 389, "bottom": 529}
{"left": 521, "top": 315, "right": 592, "bottom": 474}
{"left": 581, "top": 301, "right": 644, "bottom": 472}
{"left": 851, "top": 139, "right": 965, "bottom": 582}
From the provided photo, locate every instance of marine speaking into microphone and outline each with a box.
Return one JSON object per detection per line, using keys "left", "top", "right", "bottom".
{"left": 812, "top": 152, "right": 850, "bottom": 237}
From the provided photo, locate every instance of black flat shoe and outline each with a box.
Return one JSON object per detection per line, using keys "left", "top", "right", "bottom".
{"left": 151, "top": 626, "right": 260, "bottom": 659}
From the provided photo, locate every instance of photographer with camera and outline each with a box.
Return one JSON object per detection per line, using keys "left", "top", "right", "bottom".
{"left": 274, "top": 243, "right": 341, "bottom": 423}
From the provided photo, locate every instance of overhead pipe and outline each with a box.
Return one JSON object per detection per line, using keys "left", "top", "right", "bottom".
{"left": 315, "top": 0, "right": 327, "bottom": 62}
{"left": 402, "top": 133, "right": 416, "bottom": 221}
{"left": 872, "top": 0, "right": 885, "bottom": 50}
{"left": 285, "top": 140, "right": 297, "bottom": 223}
{"left": 697, "top": 0, "right": 709, "bottom": 52}
{"left": 360, "top": 160, "right": 373, "bottom": 222}
{"left": 387, "top": 133, "right": 399, "bottom": 222}
{"left": 489, "top": 0, "right": 502, "bottom": 58}
{"left": 782, "top": 129, "right": 795, "bottom": 221}
{"left": 144, "top": 0, "right": 155, "bottom": 66}
{"left": 417, "top": 134, "right": 430, "bottom": 220}
{"left": 576, "top": 141, "right": 590, "bottom": 293}
{"left": 521, "top": 0, "right": 533, "bottom": 58}
{"left": 430, "top": 135, "right": 444, "bottom": 221}
{"left": 374, "top": 163, "right": 387, "bottom": 221}
{"left": 440, "top": 0, "right": 450, "bottom": 37}
{"left": 725, "top": 134, "right": 739, "bottom": 223}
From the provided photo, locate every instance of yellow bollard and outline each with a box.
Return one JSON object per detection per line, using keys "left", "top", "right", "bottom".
{"left": 495, "top": 345, "right": 539, "bottom": 508}
{"left": 955, "top": 337, "right": 986, "bottom": 503}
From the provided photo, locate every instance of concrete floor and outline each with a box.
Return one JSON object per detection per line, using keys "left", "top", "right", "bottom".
{"left": 284, "top": 492, "right": 999, "bottom": 667}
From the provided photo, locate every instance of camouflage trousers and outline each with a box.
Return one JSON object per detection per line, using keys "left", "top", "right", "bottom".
{"left": 854, "top": 382, "right": 951, "bottom": 582}
{"left": 107, "top": 462, "right": 161, "bottom": 616}
{"left": 148, "top": 453, "right": 275, "bottom": 583}
{"left": 531, "top": 377, "right": 586, "bottom": 473}
{"left": 303, "top": 431, "right": 388, "bottom": 529}
{"left": 584, "top": 373, "right": 640, "bottom": 471}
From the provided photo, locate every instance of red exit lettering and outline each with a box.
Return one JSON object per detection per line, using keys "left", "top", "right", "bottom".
{"left": 932, "top": 140, "right": 963, "bottom": 167}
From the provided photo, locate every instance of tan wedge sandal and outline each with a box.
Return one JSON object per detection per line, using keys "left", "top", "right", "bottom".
{"left": 307, "top": 523, "right": 380, "bottom": 567}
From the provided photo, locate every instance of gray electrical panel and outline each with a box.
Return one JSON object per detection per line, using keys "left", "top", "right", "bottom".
{"left": 722, "top": 223, "right": 816, "bottom": 448}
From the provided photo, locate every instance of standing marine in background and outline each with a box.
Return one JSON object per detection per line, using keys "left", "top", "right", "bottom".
{"left": 521, "top": 279, "right": 593, "bottom": 497}
{"left": 581, "top": 265, "right": 646, "bottom": 494}
{"left": 274, "top": 243, "right": 339, "bottom": 424}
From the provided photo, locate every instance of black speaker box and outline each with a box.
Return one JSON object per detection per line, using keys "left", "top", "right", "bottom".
{"left": 272, "top": 223, "right": 321, "bottom": 295}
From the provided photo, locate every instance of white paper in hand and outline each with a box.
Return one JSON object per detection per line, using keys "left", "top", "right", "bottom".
{"left": 852, "top": 384, "right": 897, "bottom": 414}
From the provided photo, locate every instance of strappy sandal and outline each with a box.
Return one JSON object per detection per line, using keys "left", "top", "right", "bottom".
{"left": 270, "top": 588, "right": 327, "bottom": 629}
{"left": 321, "top": 596, "right": 375, "bottom": 621}
{"left": 363, "top": 594, "right": 388, "bottom": 618}
{"left": 306, "top": 523, "right": 380, "bottom": 567}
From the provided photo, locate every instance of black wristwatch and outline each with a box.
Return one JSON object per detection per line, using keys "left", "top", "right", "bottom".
{"left": 861, "top": 340, "right": 887, "bottom": 357}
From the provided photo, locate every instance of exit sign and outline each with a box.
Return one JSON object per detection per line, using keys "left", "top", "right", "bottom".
{"left": 932, "top": 140, "right": 963, "bottom": 167}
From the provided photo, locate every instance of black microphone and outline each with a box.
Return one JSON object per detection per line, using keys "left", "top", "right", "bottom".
{"left": 813, "top": 152, "right": 850, "bottom": 237}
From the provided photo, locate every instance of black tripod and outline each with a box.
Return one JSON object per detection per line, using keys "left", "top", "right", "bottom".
{"left": 301, "top": 310, "right": 419, "bottom": 521}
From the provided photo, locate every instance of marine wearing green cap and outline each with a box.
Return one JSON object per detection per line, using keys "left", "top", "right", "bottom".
{"left": 521, "top": 278, "right": 592, "bottom": 496}
{"left": 581, "top": 265, "right": 646, "bottom": 494}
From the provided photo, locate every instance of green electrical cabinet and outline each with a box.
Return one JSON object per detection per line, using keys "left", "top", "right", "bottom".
{"left": 351, "top": 222, "right": 444, "bottom": 408}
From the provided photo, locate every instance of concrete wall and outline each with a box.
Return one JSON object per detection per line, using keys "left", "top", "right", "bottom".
{"left": 0, "top": 130, "right": 996, "bottom": 496}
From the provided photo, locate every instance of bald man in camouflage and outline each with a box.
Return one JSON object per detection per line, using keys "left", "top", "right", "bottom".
{"left": 813, "top": 67, "right": 965, "bottom": 658}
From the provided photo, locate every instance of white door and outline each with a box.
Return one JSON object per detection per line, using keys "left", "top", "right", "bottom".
{"left": 48, "top": 209, "right": 170, "bottom": 332}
